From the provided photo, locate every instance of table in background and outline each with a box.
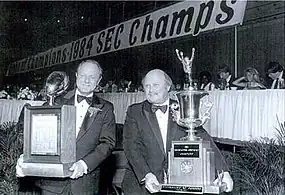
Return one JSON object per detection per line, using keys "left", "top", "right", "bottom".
{"left": 99, "top": 90, "right": 285, "bottom": 142}
{"left": 1, "top": 90, "right": 284, "bottom": 142}
{"left": 0, "top": 100, "right": 44, "bottom": 124}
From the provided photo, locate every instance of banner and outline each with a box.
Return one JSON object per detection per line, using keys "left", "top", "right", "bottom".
{"left": 7, "top": 0, "right": 247, "bottom": 75}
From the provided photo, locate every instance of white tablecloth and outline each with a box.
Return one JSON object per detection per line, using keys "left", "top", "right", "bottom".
{"left": 0, "top": 100, "right": 44, "bottom": 124}
{"left": 99, "top": 90, "right": 285, "bottom": 141}
{"left": 207, "top": 89, "right": 285, "bottom": 141}
{"left": 98, "top": 92, "right": 146, "bottom": 124}
{"left": 1, "top": 90, "right": 284, "bottom": 141}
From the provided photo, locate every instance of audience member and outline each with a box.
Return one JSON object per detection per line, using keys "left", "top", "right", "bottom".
{"left": 233, "top": 67, "right": 266, "bottom": 90}
{"left": 198, "top": 71, "right": 216, "bottom": 90}
{"left": 266, "top": 61, "right": 284, "bottom": 89}
{"left": 217, "top": 64, "right": 234, "bottom": 90}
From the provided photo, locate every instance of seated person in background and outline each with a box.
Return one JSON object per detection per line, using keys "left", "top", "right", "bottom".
{"left": 217, "top": 64, "right": 234, "bottom": 90}
{"left": 266, "top": 61, "right": 284, "bottom": 89}
{"left": 233, "top": 67, "right": 266, "bottom": 90}
{"left": 198, "top": 71, "right": 216, "bottom": 91}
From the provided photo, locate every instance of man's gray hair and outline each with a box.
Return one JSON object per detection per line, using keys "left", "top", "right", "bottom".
{"left": 77, "top": 59, "right": 103, "bottom": 77}
{"left": 141, "top": 69, "right": 173, "bottom": 88}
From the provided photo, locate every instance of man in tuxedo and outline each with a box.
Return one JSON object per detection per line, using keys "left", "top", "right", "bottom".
{"left": 266, "top": 61, "right": 284, "bottom": 89}
{"left": 217, "top": 64, "right": 234, "bottom": 90}
{"left": 122, "top": 69, "right": 233, "bottom": 195}
{"left": 17, "top": 60, "right": 116, "bottom": 195}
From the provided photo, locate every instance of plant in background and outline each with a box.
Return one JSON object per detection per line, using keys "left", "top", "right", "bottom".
{"left": 17, "top": 87, "right": 37, "bottom": 100}
{"left": 0, "top": 121, "right": 23, "bottom": 195}
{"left": 228, "top": 119, "right": 285, "bottom": 195}
{"left": 0, "top": 90, "right": 13, "bottom": 100}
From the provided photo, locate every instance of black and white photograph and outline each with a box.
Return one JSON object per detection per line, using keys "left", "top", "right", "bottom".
{"left": 0, "top": 1, "right": 284, "bottom": 195}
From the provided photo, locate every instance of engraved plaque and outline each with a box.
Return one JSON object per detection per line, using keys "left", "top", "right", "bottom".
{"left": 31, "top": 114, "right": 58, "bottom": 155}
{"left": 174, "top": 144, "right": 199, "bottom": 158}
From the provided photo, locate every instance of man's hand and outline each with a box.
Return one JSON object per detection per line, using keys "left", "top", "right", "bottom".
{"left": 69, "top": 160, "right": 88, "bottom": 179}
{"left": 145, "top": 172, "right": 161, "bottom": 194}
{"left": 175, "top": 48, "right": 195, "bottom": 73}
{"left": 16, "top": 154, "right": 26, "bottom": 177}
{"left": 213, "top": 171, "right": 233, "bottom": 192}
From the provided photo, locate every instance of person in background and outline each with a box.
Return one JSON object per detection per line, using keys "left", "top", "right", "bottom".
{"left": 266, "top": 61, "right": 284, "bottom": 89}
{"left": 198, "top": 71, "right": 216, "bottom": 91}
{"left": 233, "top": 67, "right": 266, "bottom": 90}
{"left": 122, "top": 69, "right": 233, "bottom": 195}
{"left": 217, "top": 64, "right": 234, "bottom": 90}
{"left": 16, "top": 60, "right": 116, "bottom": 195}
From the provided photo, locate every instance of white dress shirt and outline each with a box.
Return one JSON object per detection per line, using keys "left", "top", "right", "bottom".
{"left": 201, "top": 82, "right": 215, "bottom": 91}
{"left": 74, "top": 89, "right": 93, "bottom": 137}
{"left": 271, "top": 71, "right": 283, "bottom": 89}
{"left": 154, "top": 99, "right": 169, "bottom": 153}
{"left": 74, "top": 89, "right": 92, "bottom": 172}
{"left": 225, "top": 75, "right": 232, "bottom": 90}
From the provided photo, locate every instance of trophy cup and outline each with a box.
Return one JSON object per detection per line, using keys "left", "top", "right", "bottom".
{"left": 160, "top": 48, "right": 220, "bottom": 194}
{"left": 22, "top": 71, "right": 76, "bottom": 177}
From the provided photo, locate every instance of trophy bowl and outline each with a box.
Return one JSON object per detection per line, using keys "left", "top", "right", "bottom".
{"left": 45, "top": 71, "right": 69, "bottom": 105}
{"left": 170, "top": 89, "right": 212, "bottom": 141}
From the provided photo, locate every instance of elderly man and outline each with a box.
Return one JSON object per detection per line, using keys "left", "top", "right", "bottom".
{"left": 267, "top": 61, "right": 284, "bottom": 89}
{"left": 122, "top": 69, "right": 233, "bottom": 195}
{"left": 17, "top": 60, "right": 116, "bottom": 195}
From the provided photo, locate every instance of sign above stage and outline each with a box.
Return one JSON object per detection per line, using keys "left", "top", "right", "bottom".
{"left": 7, "top": 0, "right": 247, "bottom": 75}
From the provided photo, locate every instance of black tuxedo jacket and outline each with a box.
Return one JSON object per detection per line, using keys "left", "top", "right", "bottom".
{"left": 122, "top": 99, "right": 228, "bottom": 195}
{"left": 267, "top": 72, "right": 285, "bottom": 89}
{"left": 32, "top": 89, "right": 116, "bottom": 194}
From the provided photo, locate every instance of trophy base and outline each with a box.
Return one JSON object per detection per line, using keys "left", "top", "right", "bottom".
{"left": 21, "top": 162, "right": 73, "bottom": 178}
{"left": 160, "top": 184, "right": 220, "bottom": 194}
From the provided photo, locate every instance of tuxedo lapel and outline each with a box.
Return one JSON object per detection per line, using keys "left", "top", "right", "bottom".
{"left": 143, "top": 101, "right": 165, "bottom": 155}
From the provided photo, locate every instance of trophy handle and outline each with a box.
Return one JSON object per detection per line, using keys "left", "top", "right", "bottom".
{"left": 199, "top": 100, "right": 213, "bottom": 126}
{"left": 169, "top": 102, "right": 180, "bottom": 123}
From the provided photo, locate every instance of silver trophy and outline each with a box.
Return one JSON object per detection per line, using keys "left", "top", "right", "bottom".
{"left": 160, "top": 48, "right": 219, "bottom": 194}
{"left": 45, "top": 71, "right": 70, "bottom": 106}
{"left": 171, "top": 48, "right": 212, "bottom": 141}
{"left": 170, "top": 90, "right": 212, "bottom": 141}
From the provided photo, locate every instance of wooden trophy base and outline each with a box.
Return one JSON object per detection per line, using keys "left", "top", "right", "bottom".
{"left": 23, "top": 105, "right": 76, "bottom": 178}
{"left": 21, "top": 162, "right": 73, "bottom": 178}
{"left": 159, "top": 139, "right": 221, "bottom": 194}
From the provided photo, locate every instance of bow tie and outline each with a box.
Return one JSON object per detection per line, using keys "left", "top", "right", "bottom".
{"left": 151, "top": 104, "right": 168, "bottom": 113}
{"left": 77, "top": 94, "right": 93, "bottom": 105}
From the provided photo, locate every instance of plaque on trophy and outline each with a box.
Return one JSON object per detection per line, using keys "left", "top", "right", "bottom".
{"left": 160, "top": 48, "right": 220, "bottom": 194}
{"left": 22, "top": 71, "right": 76, "bottom": 178}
